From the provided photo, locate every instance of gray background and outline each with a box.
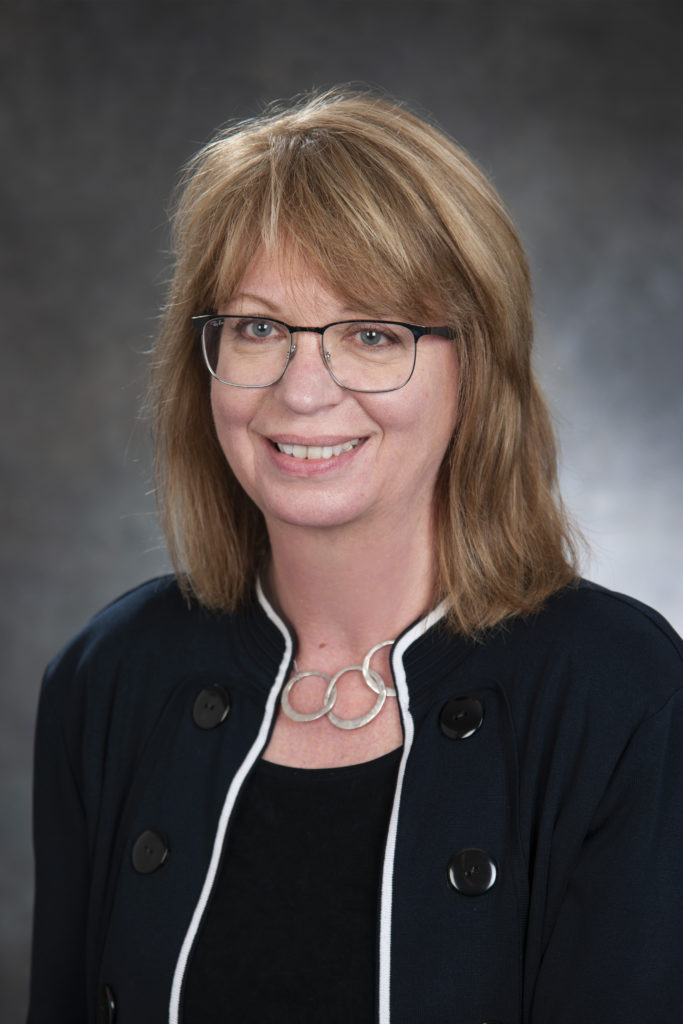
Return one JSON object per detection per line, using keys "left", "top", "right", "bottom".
{"left": 2, "top": 1, "right": 681, "bottom": 1018}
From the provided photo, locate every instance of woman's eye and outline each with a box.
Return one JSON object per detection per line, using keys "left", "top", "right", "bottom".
{"left": 239, "top": 319, "right": 280, "bottom": 340}
{"left": 360, "top": 329, "right": 383, "bottom": 346}
{"left": 357, "top": 326, "right": 394, "bottom": 347}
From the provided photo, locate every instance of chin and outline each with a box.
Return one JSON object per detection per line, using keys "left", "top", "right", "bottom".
{"left": 261, "top": 496, "right": 371, "bottom": 533}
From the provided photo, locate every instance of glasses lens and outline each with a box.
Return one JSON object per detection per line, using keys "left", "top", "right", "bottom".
{"left": 322, "top": 322, "right": 416, "bottom": 392}
{"left": 202, "top": 316, "right": 291, "bottom": 387}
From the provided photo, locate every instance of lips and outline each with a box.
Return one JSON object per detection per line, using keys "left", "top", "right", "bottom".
{"left": 274, "top": 439, "right": 362, "bottom": 460}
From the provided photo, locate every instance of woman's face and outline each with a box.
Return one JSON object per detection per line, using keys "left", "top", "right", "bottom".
{"left": 210, "top": 247, "right": 459, "bottom": 542}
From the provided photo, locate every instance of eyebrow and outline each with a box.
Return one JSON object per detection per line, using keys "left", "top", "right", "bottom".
{"left": 225, "top": 292, "right": 370, "bottom": 320}
{"left": 226, "top": 292, "right": 281, "bottom": 312}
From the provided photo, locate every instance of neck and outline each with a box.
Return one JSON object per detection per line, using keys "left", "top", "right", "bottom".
{"left": 264, "top": 512, "right": 438, "bottom": 662}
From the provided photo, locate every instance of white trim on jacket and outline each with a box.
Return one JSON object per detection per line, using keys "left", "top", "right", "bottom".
{"left": 168, "top": 580, "right": 293, "bottom": 1024}
{"left": 377, "top": 602, "right": 447, "bottom": 1023}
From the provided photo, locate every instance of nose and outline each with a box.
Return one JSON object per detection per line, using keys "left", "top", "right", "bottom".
{"left": 275, "top": 330, "right": 342, "bottom": 411}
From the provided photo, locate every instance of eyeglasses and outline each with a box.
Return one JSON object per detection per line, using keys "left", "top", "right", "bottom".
{"left": 192, "top": 314, "right": 453, "bottom": 394}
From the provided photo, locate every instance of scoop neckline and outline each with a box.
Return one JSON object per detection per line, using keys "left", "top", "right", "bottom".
{"left": 258, "top": 745, "right": 403, "bottom": 777}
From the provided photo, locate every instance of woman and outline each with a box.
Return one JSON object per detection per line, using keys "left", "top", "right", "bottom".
{"left": 29, "top": 89, "right": 683, "bottom": 1023}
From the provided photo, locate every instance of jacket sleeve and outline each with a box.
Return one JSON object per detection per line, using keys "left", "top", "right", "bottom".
{"left": 27, "top": 668, "right": 89, "bottom": 1024}
{"left": 531, "top": 685, "right": 683, "bottom": 1021}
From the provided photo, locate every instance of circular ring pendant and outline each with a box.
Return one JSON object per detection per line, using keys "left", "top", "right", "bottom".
{"left": 362, "top": 640, "right": 396, "bottom": 696}
{"left": 280, "top": 640, "right": 396, "bottom": 730}
{"left": 325, "top": 666, "right": 387, "bottom": 730}
{"left": 281, "top": 670, "right": 335, "bottom": 722}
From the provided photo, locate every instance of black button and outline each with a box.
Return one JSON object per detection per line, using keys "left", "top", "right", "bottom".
{"left": 448, "top": 848, "right": 497, "bottom": 896}
{"left": 98, "top": 983, "right": 116, "bottom": 1023}
{"left": 439, "top": 695, "right": 484, "bottom": 739}
{"left": 131, "top": 829, "right": 169, "bottom": 874}
{"left": 192, "top": 686, "right": 231, "bottom": 729}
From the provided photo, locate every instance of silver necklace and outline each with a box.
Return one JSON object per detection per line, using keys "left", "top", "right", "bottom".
{"left": 281, "top": 640, "right": 395, "bottom": 730}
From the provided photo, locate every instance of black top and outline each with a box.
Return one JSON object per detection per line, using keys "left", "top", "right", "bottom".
{"left": 183, "top": 747, "right": 403, "bottom": 1022}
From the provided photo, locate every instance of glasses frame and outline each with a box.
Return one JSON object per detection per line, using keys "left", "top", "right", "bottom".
{"left": 192, "top": 314, "right": 453, "bottom": 394}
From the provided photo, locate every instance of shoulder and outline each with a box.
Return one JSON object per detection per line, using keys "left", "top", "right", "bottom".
{"left": 45, "top": 575, "right": 191, "bottom": 671}
{"left": 495, "top": 580, "right": 683, "bottom": 734}
{"left": 36, "top": 577, "right": 255, "bottom": 785}
{"left": 530, "top": 579, "right": 682, "bottom": 686}
{"left": 75, "top": 573, "right": 193, "bottom": 636}
{"left": 41, "top": 576, "right": 237, "bottom": 709}
{"left": 539, "top": 579, "right": 681, "bottom": 654}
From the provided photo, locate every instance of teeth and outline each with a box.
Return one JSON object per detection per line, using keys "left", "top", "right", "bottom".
{"left": 276, "top": 439, "right": 360, "bottom": 459}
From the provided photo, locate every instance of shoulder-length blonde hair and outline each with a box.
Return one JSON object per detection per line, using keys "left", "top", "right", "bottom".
{"left": 149, "top": 87, "right": 579, "bottom": 636}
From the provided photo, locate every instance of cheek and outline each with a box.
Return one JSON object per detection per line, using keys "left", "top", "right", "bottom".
{"left": 209, "top": 387, "right": 267, "bottom": 508}
{"left": 209, "top": 384, "right": 255, "bottom": 462}
{"left": 424, "top": 351, "right": 459, "bottom": 442}
{"left": 392, "top": 371, "right": 458, "bottom": 451}
{"left": 210, "top": 380, "right": 255, "bottom": 431}
{"left": 210, "top": 378, "right": 233, "bottom": 422}
{"left": 405, "top": 385, "right": 458, "bottom": 478}
{"left": 209, "top": 387, "right": 231, "bottom": 454}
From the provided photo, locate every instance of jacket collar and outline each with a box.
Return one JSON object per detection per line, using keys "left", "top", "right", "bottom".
{"left": 250, "top": 584, "right": 476, "bottom": 709}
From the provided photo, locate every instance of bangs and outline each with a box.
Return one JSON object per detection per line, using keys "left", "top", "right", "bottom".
{"left": 214, "top": 126, "right": 471, "bottom": 325}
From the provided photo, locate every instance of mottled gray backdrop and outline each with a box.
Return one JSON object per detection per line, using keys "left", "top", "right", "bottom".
{"left": 2, "top": 1, "right": 681, "bottom": 1018}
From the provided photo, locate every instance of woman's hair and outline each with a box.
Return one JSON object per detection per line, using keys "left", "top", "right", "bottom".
{"left": 149, "top": 86, "right": 579, "bottom": 636}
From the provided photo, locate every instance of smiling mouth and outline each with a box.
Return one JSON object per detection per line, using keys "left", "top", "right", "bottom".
{"left": 274, "top": 439, "right": 362, "bottom": 460}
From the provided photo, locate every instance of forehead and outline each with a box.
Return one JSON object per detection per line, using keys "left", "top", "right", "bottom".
{"left": 226, "top": 246, "right": 370, "bottom": 320}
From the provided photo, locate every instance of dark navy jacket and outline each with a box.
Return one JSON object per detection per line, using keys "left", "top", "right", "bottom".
{"left": 28, "top": 576, "right": 683, "bottom": 1023}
